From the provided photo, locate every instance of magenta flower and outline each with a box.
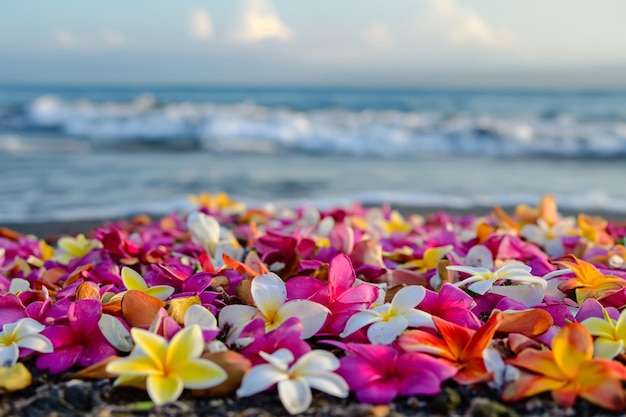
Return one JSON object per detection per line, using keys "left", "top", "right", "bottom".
{"left": 419, "top": 283, "right": 482, "bottom": 330}
{"left": 36, "top": 299, "right": 116, "bottom": 374}
{"left": 286, "top": 254, "right": 379, "bottom": 334}
{"left": 239, "top": 317, "right": 311, "bottom": 365}
{"left": 336, "top": 343, "right": 457, "bottom": 404}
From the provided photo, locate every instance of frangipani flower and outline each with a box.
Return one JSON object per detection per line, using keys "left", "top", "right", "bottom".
{"left": 553, "top": 255, "right": 626, "bottom": 305}
{"left": 581, "top": 307, "right": 626, "bottom": 359}
{"left": 340, "top": 285, "right": 434, "bottom": 345}
{"left": 106, "top": 325, "right": 227, "bottom": 406}
{"left": 448, "top": 264, "right": 546, "bottom": 307}
{"left": 398, "top": 312, "right": 504, "bottom": 384}
{"left": 187, "top": 212, "right": 243, "bottom": 269}
{"left": 336, "top": 343, "right": 457, "bottom": 404}
{"left": 520, "top": 217, "right": 576, "bottom": 257}
{"left": 0, "top": 318, "right": 53, "bottom": 367}
{"left": 118, "top": 267, "right": 174, "bottom": 301}
{"left": 237, "top": 348, "right": 348, "bottom": 415}
{"left": 502, "top": 322, "right": 626, "bottom": 411}
{"left": 55, "top": 234, "right": 103, "bottom": 264}
{"left": 219, "top": 272, "right": 330, "bottom": 345}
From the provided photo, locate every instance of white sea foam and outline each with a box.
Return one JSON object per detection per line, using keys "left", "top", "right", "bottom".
{"left": 22, "top": 95, "right": 626, "bottom": 157}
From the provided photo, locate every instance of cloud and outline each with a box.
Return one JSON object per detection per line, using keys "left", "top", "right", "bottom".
{"left": 230, "top": 0, "right": 292, "bottom": 44}
{"left": 190, "top": 8, "right": 214, "bottom": 40}
{"left": 425, "top": 0, "right": 516, "bottom": 50}
{"left": 362, "top": 22, "right": 394, "bottom": 50}
{"left": 54, "top": 30, "right": 90, "bottom": 50}
{"left": 103, "top": 30, "right": 126, "bottom": 47}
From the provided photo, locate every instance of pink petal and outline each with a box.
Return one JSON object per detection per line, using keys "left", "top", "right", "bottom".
{"left": 328, "top": 254, "right": 355, "bottom": 300}
{"left": 36, "top": 345, "right": 82, "bottom": 374}
{"left": 355, "top": 379, "right": 399, "bottom": 405}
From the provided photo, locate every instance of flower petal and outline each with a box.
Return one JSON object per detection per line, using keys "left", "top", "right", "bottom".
{"left": 121, "top": 267, "right": 147, "bottom": 291}
{"left": 593, "top": 338, "right": 624, "bottom": 359}
{"left": 252, "top": 273, "right": 287, "bottom": 319}
{"left": 293, "top": 350, "right": 339, "bottom": 374}
{"left": 303, "top": 372, "right": 348, "bottom": 398}
{"left": 106, "top": 354, "right": 162, "bottom": 376}
{"left": 367, "top": 315, "right": 408, "bottom": 345}
{"left": 278, "top": 378, "right": 312, "bottom": 415}
{"left": 340, "top": 310, "right": 381, "bottom": 338}
{"left": 15, "top": 334, "right": 53, "bottom": 354}
{"left": 402, "top": 309, "right": 435, "bottom": 329}
{"left": 146, "top": 374, "right": 184, "bottom": 406}
{"left": 275, "top": 300, "right": 329, "bottom": 339}
{"left": 145, "top": 285, "right": 175, "bottom": 301}
{"left": 167, "top": 326, "right": 203, "bottom": 368}
{"left": 184, "top": 305, "right": 217, "bottom": 330}
{"left": 466, "top": 277, "right": 498, "bottom": 295}
{"left": 551, "top": 322, "right": 593, "bottom": 378}
{"left": 502, "top": 375, "right": 566, "bottom": 403}
{"left": 130, "top": 328, "right": 168, "bottom": 368}
{"left": 0, "top": 344, "right": 19, "bottom": 367}
{"left": 171, "top": 358, "right": 227, "bottom": 389}
{"left": 390, "top": 285, "right": 426, "bottom": 313}
{"left": 237, "top": 364, "right": 289, "bottom": 397}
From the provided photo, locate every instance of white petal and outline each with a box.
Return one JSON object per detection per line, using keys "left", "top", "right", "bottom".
{"left": 187, "top": 212, "right": 220, "bottom": 247}
{"left": 8, "top": 278, "right": 30, "bottom": 294}
{"left": 184, "top": 305, "right": 218, "bottom": 330}
{"left": 10, "top": 317, "right": 45, "bottom": 337}
{"left": 465, "top": 245, "right": 494, "bottom": 269}
{"left": 447, "top": 265, "right": 492, "bottom": 277}
{"left": 467, "top": 277, "right": 498, "bottom": 295}
{"left": 494, "top": 264, "right": 532, "bottom": 279}
{"left": 252, "top": 273, "right": 287, "bottom": 319}
{"left": 292, "top": 350, "right": 339, "bottom": 374}
{"left": 218, "top": 305, "right": 259, "bottom": 329}
{"left": 544, "top": 239, "right": 565, "bottom": 257}
{"left": 260, "top": 349, "right": 293, "bottom": 372}
{"left": 303, "top": 373, "right": 349, "bottom": 399}
{"left": 339, "top": 310, "right": 381, "bottom": 338}
{"left": 0, "top": 344, "right": 19, "bottom": 367}
{"left": 275, "top": 300, "right": 329, "bottom": 339}
{"left": 489, "top": 281, "right": 546, "bottom": 307}
{"left": 367, "top": 315, "right": 408, "bottom": 345}
{"left": 390, "top": 285, "right": 426, "bottom": 313}
{"left": 98, "top": 314, "right": 134, "bottom": 352}
{"left": 16, "top": 334, "right": 53, "bottom": 354}
{"left": 237, "top": 364, "right": 289, "bottom": 397}
{"left": 278, "top": 378, "right": 312, "bottom": 415}
{"left": 402, "top": 309, "right": 435, "bottom": 328}
{"left": 520, "top": 224, "right": 544, "bottom": 245}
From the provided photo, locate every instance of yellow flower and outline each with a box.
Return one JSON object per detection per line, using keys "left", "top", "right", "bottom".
{"left": 116, "top": 267, "right": 174, "bottom": 301}
{"left": 55, "top": 234, "right": 102, "bottom": 264}
{"left": 582, "top": 308, "right": 626, "bottom": 359}
{"left": 106, "top": 325, "right": 227, "bottom": 406}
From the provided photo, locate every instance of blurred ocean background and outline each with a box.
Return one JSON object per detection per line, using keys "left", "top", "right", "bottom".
{"left": 1, "top": 85, "right": 626, "bottom": 222}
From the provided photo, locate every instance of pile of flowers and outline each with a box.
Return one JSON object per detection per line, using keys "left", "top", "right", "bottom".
{"left": 2, "top": 193, "right": 626, "bottom": 414}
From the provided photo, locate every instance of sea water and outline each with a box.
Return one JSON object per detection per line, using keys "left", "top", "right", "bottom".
{"left": 1, "top": 85, "right": 625, "bottom": 222}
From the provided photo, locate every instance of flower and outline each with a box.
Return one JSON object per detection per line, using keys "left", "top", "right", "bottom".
{"left": 397, "top": 312, "right": 504, "bottom": 384}
{"left": 118, "top": 266, "right": 174, "bottom": 301}
{"left": 502, "top": 322, "right": 626, "bottom": 411}
{"left": 219, "top": 272, "right": 330, "bottom": 345}
{"left": 340, "top": 285, "right": 434, "bottom": 345}
{"left": 187, "top": 212, "right": 243, "bottom": 269}
{"left": 581, "top": 307, "right": 626, "bottom": 359}
{"left": 106, "top": 325, "right": 227, "bottom": 406}
{"left": 55, "top": 234, "right": 103, "bottom": 264}
{"left": 237, "top": 348, "right": 348, "bottom": 415}
{"left": 336, "top": 343, "right": 457, "bottom": 404}
{"left": 0, "top": 318, "right": 53, "bottom": 367}
{"left": 520, "top": 217, "right": 576, "bottom": 257}
{"left": 448, "top": 263, "right": 546, "bottom": 307}
{"left": 553, "top": 255, "right": 626, "bottom": 305}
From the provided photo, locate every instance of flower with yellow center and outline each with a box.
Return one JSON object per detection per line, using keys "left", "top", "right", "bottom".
{"left": 0, "top": 318, "right": 53, "bottom": 367}
{"left": 582, "top": 307, "right": 626, "bottom": 359}
{"left": 106, "top": 325, "right": 227, "bottom": 406}
{"left": 55, "top": 234, "right": 102, "bottom": 264}
{"left": 115, "top": 266, "right": 174, "bottom": 301}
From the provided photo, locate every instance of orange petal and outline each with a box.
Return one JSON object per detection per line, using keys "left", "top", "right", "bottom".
{"left": 507, "top": 349, "right": 565, "bottom": 380}
{"left": 497, "top": 309, "right": 553, "bottom": 338}
{"left": 476, "top": 222, "right": 495, "bottom": 244}
{"left": 507, "top": 333, "right": 542, "bottom": 354}
{"left": 396, "top": 329, "right": 453, "bottom": 361}
{"left": 551, "top": 322, "right": 593, "bottom": 378}
{"left": 502, "top": 374, "right": 565, "bottom": 403}
{"left": 461, "top": 311, "right": 504, "bottom": 361}
{"left": 433, "top": 316, "right": 472, "bottom": 361}
{"left": 76, "top": 282, "right": 101, "bottom": 301}
{"left": 538, "top": 194, "right": 558, "bottom": 226}
{"left": 121, "top": 290, "right": 165, "bottom": 329}
{"left": 552, "top": 384, "right": 579, "bottom": 409}
{"left": 453, "top": 357, "right": 492, "bottom": 385}
{"left": 580, "top": 379, "right": 626, "bottom": 412}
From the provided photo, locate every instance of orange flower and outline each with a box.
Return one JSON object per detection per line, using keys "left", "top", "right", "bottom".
{"left": 553, "top": 255, "right": 626, "bottom": 304}
{"left": 578, "top": 213, "right": 614, "bottom": 247}
{"left": 502, "top": 322, "right": 626, "bottom": 411}
{"left": 397, "top": 312, "right": 503, "bottom": 384}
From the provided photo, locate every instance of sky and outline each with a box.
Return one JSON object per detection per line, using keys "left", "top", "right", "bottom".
{"left": 1, "top": 0, "right": 626, "bottom": 88}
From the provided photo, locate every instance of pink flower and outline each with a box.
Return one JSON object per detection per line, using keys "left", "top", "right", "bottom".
{"left": 286, "top": 254, "right": 379, "bottom": 335}
{"left": 420, "top": 283, "right": 482, "bottom": 330}
{"left": 336, "top": 343, "right": 457, "bottom": 404}
{"left": 239, "top": 317, "right": 311, "bottom": 365}
{"left": 36, "top": 299, "right": 116, "bottom": 374}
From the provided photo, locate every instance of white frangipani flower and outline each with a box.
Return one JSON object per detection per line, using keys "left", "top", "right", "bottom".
{"left": 520, "top": 217, "right": 576, "bottom": 257}
{"left": 187, "top": 212, "right": 244, "bottom": 268}
{"left": 218, "top": 272, "right": 330, "bottom": 345}
{"left": 0, "top": 318, "right": 53, "bottom": 367}
{"left": 237, "top": 348, "right": 348, "bottom": 415}
{"left": 340, "top": 285, "right": 434, "bottom": 345}
{"left": 448, "top": 263, "right": 547, "bottom": 307}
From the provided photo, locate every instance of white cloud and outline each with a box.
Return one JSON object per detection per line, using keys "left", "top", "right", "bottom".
{"left": 103, "top": 30, "right": 126, "bottom": 47}
{"left": 230, "top": 0, "right": 292, "bottom": 44}
{"left": 190, "top": 8, "right": 214, "bottom": 40}
{"left": 362, "top": 22, "right": 394, "bottom": 50}
{"left": 54, "top": 30, "right": 91, "bottom": 50}
{"left": 424, "top": 0, "right": 516, "bottom": 50}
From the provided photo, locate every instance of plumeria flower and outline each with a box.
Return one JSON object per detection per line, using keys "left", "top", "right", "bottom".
{"left": 219, "top": 272, "right": 330, "bottom": 345}
{"left": 106, "top": 325, "right": 227, "bottom": 406}
{"left": 237, "top": 348, "right": 348, "bottom": 415}
{"left": 0, "top": 318, "right": 53, "bottom": 367}
{"left": 520, "top": 217, "right": 576, "bottom": 257}
{"left": 340, "top": 285, "right": 434, "bottom": 345}
{"left": 54, "top": 234, "right": 103, "bottom": 264}
{"left": 581, "top": 307, "right": 626, "bottom": 359}
{"left": 448, "top": 263, "right": 547, "bottom": 307}
{"left": 187, "top": 212, "right": 243, "bottom": 269}
{"left": 116, "top": 266, "right": 174, "bottom": 301}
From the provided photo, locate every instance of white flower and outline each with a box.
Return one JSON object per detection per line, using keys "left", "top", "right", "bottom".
{"left": 448, "top": 264, "right": 547, "bottom": 307}
{"left": 237, "top": 348, "right": 348, "bottom": 415}
{"left": 219, "top": 272, "right": 330, "bottom": 345}
{"left": 520, "top": 217, "right": 576, "bottom": 257}
{"left": 339, "top": 285, "right": 434, "bottom": 345}
{"left": 187, "top": 212, "right": 244, "bottom": 269}
{"left": 0, "top": 318, "right": 53, "bottom": 367}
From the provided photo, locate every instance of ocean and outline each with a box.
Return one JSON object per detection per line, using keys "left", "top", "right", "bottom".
{"left": 1, "top": 85, "right": 626, "bottom": 223}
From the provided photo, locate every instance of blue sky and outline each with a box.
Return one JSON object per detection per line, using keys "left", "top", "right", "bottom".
{"left": 2, "top": 0, "right": 626, "bottom": 87}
